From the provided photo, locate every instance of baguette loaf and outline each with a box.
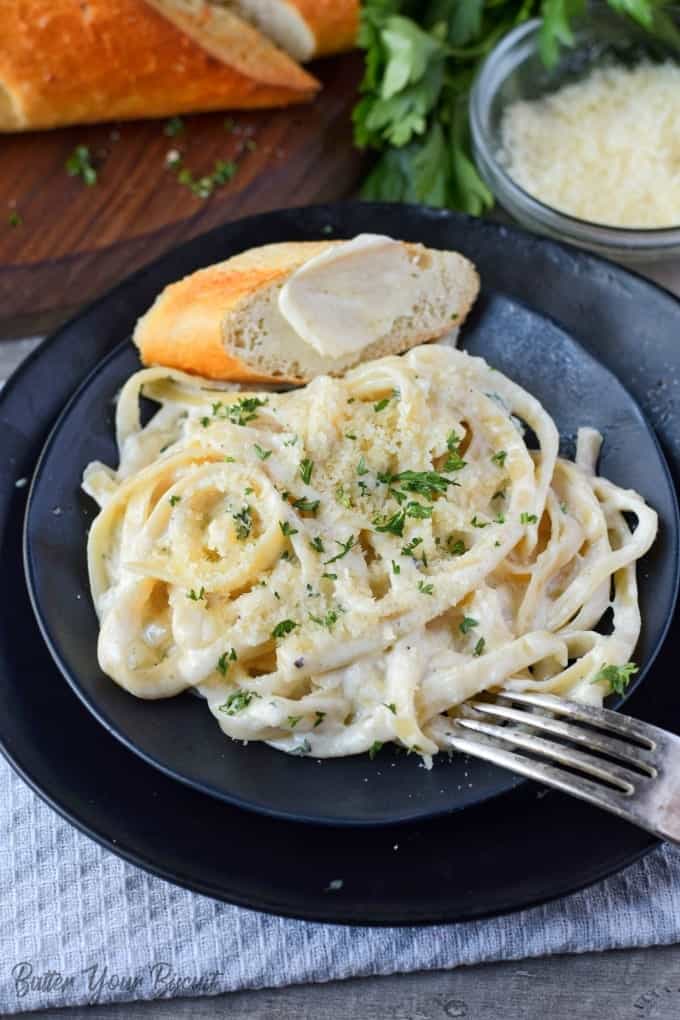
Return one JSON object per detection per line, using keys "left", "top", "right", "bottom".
{"left": 234, "top": 0, "right": 360, "bottom": 61}
{"left": 134, "top": 237, "right": 480, "bottom": 384}
{"left": 0, "top": 0, "right": 318, "bottom": 132}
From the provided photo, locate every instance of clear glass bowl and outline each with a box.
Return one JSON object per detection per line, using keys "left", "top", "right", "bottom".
{"left": 470, "top": 8, "right": 680, "bottom": 262}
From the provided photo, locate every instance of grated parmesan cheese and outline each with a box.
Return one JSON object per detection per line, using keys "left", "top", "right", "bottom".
{"left": 499, "top": 62, "right": 680, "bottom": 228}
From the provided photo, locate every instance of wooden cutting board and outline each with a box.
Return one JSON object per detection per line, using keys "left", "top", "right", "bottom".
{"left": 0, "top": 53, "right": 365, "bottom": 339}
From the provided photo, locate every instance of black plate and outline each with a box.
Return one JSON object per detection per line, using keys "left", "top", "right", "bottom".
{"left": 3, "top": 203, "right": 680, "bottom": 923}
{"left": 23, "top": 293, "right": 679, "bottom": 826}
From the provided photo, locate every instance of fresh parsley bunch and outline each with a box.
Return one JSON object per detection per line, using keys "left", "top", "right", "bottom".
{"left": 353, "top": 0, "right": 678, "bottom": 214}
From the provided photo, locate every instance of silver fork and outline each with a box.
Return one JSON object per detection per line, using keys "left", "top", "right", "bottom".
{"left": 446, "top": 691, "right": 680, "bottom": 844}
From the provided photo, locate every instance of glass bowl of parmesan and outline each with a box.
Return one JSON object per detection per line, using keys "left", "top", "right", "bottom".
{"left": 470, "top": 5, "right": 680, "bottom": 261}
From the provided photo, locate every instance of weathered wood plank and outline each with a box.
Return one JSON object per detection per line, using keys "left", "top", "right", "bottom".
{"left": 17, "top": 945, "right": 680, "bottom": 1020}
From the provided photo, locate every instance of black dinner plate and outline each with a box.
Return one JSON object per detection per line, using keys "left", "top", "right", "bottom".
{"left": 22, "top": 290, "right": 679, "bottom": 826}
{"left": 2, "top": 203, "right": 680, "bottom": 923}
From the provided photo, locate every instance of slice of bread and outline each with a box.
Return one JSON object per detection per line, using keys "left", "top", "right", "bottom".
{"left": 133, "top": 238, "right": 480, "bottom": 384}
{"left": 233, "top": 0, "right": 360, "bottom": 62}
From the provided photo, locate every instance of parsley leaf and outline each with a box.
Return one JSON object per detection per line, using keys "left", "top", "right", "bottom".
{"left": 217, "top": 648, "right": 237, "bottom": 676}
{"left": 279, "top": 521, "right": 298, "bottom": 537}
{"left": 460, "top": 616, "right": 478, "bottom": 634}
{"left": 299, "top": 458, "right": 314, "bottom": 484}
{"left": 592, "top": 661, "right": 638, "bottom": 695}
{"left": 417, "top": 580, "right": 434, "bottom": 595}
{"left": 369, "top": 740, "right": 384, "bottom": 760}
{"left": 292, "top": 497, "right": 320, "bottom": 514}
{"left": 219, "top": 689, "right": 259, "bottom": 715}
{"left": 271, "top": 619, "right": 297, "bottom": 639}
{"left": 65, "top": 145, "right": 97, "bottom": 186}
{"left": 324, "top": 535, "right": 355, "bottom": 564}
{"left": 253, "top": 443, "right": 271, "bottom": 460}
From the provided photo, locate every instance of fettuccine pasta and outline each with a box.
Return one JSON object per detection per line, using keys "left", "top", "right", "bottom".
{"left": 83, "top": 344, "right": 657, "bottom": 765}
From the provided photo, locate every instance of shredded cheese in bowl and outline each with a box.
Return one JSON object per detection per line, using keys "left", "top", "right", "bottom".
{"left": 499, "top": 62, "right": 680, "bottom": 229}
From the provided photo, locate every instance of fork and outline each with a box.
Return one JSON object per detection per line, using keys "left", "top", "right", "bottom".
{"left": 446, "top": 691, "right": 680, "bottom": 845}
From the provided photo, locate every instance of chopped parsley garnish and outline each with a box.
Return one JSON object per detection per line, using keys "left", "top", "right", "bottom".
{"left": 473, "top": 637, "right": 485, "bottom": 657}
{"left": 164, "top": 116, "right": 184, "bottom": 137}
{"left": 253, "top": 443, "right": 271, "bottom": 460}
{"left": 460, "top": 616, "right": 478, "bottom": 634}
{"left": 310, "top": 536, "right": 325, "bottom": 553}
{"left": 592, "top": 662, "right": 638, "bottom": 695}
{"left": 232, "top": 505, "right": 252, "bottom": 539}
{"left": 309, "top": 609, "right": 339, "bottom": 630}
{"left": 287, "top": 715, "right": 302, "bottom": 728}
{"left": 494, "top": 512, "right": 506, "bottom": 524}
{"left": 405, "top": 501, "right": 432, "bottom": 519}
{"left": 283, "top": 434, "right": 298, "bottom": 447}
{"left": 373, "top": 509, "right": 406, "bottom": 536}
{"left": 324, "top": 535, "right": 355, "bottom": 564}
{"left": 8, "top": 210, "right": 22, "bottom": 228}
{"left": 492, "top": 450, "right": 508, "bottom": 467}
{"left": 224, "top": 455, "right": 236, "bottom": 463}
{"left": 168, "top": 494, "right": 181, "bottom": 507}
{"left": 417, "top": 580, "right": 434, "bottom": 595}
{"left": 448, "top": 538, "right": 466, "bottom": 556}
{"left": 226, "top": 396, "right": 268, "bottom": 426}
{"left": 299, "top": 458, "right": 314, "bottom": 484}
{"left": 200, "top": 416, "right": 211, "bottom": 428}
{"left": 335, "top": 484, "right": 352, "bottom": 508}
{"left": 292, "top": 497, "right": 320, "bottom": 514}
{"left": 470, "top": 515, "right": 488, "bottom": 528}
{"left": 216, "top": 648, "right": 237, "bottom": 676}
{"left": 271, "top": 619, "right": 297, "bottom": 639}
{"left": 345, "top": 432, "right": 357, "bottom": 441}
{"left": 292, "top": 739, "right": 312, "bottom": 756}
{"left": 322, "top": 572, "right": 337, "bottom": 581}
{"left": 380, "top": 470, "right": 456, "bottom": 499}
{"left": 279, "top": 521, "right": 298, "bottom": 537}
{"left": 219, "top": 689, "right": 259, "bottom": 715}
{"left": 369, "top": 740, "right": 383, "bottom": 759}
{"left": 401, "top": 536, "right": 423, "bottom": 556}
{"left": 384, "top": 702, "right": 397, "bottom": 715}
{"left": 560, "top": 502, "right": 568, "bottom": 514}
{"left": 444, "top": 431, "right": 467, "bottom": 472}
{"left": 520, "top": 512, "right": 538, "bottom": 525}
{"left": 374, "top": 397, "right": 390, "bottom": 412}
{"left": 392, "top": 560, "right": 401, "bottom": 574}
{"left": 186, "top": 587, "right": 206, "bottom": 602}
{"left": 66, "top": 145, "right": 97, "bottom": 186}
{"left": 314, "top": 711, "right": 326, "bottom": 728}
{"left": 357, "top": 456, "right": 369, "bottom": 476}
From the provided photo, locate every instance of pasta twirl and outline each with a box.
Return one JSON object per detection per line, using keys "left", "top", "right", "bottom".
{"left": 83, "top": 345, "right": 657, "bottom": 765}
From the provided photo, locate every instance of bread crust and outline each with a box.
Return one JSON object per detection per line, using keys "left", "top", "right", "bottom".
{"left": 143, "top": 0, "right": 318, "bottom": 91}
{"left": 134, "top": 240, "right": 480, "bottom": 386}
{"left": 0, "top": 0, "right": 318, "bottom": 132}
{"left": 284, "top": 0, "right": 359, "bottom": 58}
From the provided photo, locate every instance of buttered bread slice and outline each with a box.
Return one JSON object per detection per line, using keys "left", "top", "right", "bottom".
{"left": 134, "top": 234, "right": 480, "bottom": 384}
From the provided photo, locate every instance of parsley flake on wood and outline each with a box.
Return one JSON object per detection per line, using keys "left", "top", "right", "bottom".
{"left": 164, "top": 116, "right": 184, "bottom": 137}
{"left": 7, "top": 211, "right": 22, "bottom": 228}
{"left": 66, "top": 145, "right": 97, "bottom": 186}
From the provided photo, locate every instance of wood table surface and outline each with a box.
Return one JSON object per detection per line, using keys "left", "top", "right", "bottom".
{"left": 2, "top": 254, "right": 680, "bottom": 1020}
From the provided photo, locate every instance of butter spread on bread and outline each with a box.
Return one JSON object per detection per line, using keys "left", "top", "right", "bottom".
{"left": 134, "top": 236, "right": 480, "bottom": 384}
{"left": 279, "top": 234, "right": 450, "bottom": 359}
